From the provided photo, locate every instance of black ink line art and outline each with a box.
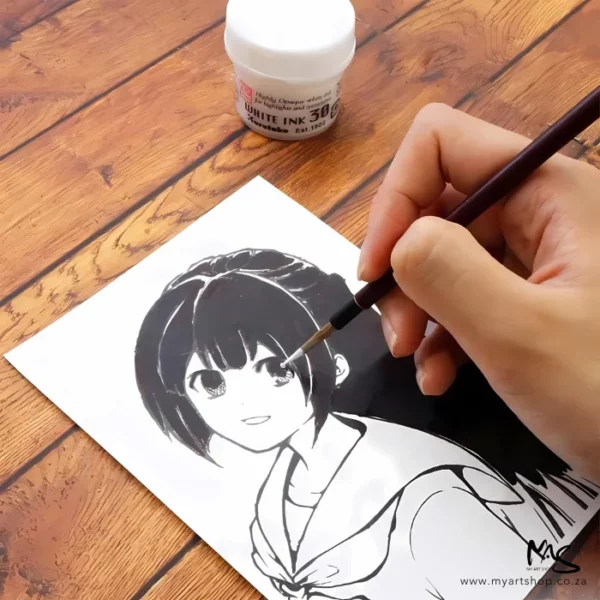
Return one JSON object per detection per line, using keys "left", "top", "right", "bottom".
{"left": 135, "top": 249, "right": 598, "bottom": 600}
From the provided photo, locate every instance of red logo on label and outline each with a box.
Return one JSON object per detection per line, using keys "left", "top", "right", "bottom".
{"left": 240, "top": 81, "right": 254, "bottom": 104}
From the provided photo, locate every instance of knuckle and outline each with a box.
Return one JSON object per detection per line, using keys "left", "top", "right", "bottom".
{"left": 392, "top": 216, "right": 448, "bottom": 279}
{"left": 413, "top": 102, "right": 453, "bottom": 127}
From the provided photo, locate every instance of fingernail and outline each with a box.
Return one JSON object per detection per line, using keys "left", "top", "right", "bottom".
{"left": 416, "top": 368, "right": 427, "bottom": 395}
{"left": 381, "top": 316, "right": 398, "bottom": 357}
{"left": 357, "top": 256, "right": 366, "bottom": 281}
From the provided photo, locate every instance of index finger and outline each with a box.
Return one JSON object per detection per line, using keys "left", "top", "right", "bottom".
{"left": 357, "top": 103, "right": 533, "bottom": 281}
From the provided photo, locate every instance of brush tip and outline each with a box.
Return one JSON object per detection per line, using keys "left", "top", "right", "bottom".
{"left": 282, "top": 348, "right": 305, "bottom": 367}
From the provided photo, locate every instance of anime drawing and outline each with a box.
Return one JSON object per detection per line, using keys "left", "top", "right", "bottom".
{"left": 135, "top": 248, "right": 598, "bottom": 600}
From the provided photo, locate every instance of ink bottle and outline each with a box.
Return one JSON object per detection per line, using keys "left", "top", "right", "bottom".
{"left": 224, "top": 0, "right": 356, "bottom": 141}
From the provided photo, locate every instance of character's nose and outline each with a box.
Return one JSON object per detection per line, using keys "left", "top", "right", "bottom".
{"left": 236, "top": 377, "right": 271, "bottom": 406}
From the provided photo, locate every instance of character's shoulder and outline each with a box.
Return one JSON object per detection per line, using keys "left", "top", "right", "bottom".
{"left": 332, "top": 412, "right": 417, "bottom": 436}
{"left": 333, "top": 412, "right": 455, "bottom": 447}
{"left": 332, "top": 412, "right": 500, "bottom": 476}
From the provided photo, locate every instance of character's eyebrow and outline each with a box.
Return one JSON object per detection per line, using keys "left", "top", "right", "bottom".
{"left": 252, "top": 356, "right": 276, "bottom": 373}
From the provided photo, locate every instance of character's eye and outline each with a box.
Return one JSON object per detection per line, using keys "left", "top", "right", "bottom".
{"left": 254, "top": 357, "right": 295, "bottom": 388}
{"left": 189, "top": 370, "right": 226, "bottom": 399}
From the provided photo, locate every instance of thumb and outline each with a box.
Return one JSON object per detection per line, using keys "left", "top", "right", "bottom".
{"left": 391, "top": 216, "right": 537, "bottom": 360}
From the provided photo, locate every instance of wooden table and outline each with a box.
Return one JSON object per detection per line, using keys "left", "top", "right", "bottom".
{"left": 1, "top": 0, "right": 599, "bottom": 598}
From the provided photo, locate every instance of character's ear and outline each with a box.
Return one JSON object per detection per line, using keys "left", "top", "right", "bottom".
{"left": 334, "top": 354, "right": 350, "bottom": 386}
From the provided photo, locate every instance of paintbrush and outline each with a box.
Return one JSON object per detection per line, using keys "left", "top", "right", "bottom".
{"left": 282, "top": 85, "right": 600, "bottom": 366}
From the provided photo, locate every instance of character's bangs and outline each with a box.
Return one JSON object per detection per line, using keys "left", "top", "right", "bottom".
{"left": 138, "top": 250, "right": 345, "bottom": 459}
{"left": 202, "top": 330, "right": 256, "bottom": 371}
{"left": 157, "top": 294, "right": 195, "bottom": 395}
{"left": 192, "top": 274, "right": 320, "bottom": 371}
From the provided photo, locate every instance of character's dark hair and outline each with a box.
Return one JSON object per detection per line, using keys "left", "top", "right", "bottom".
{"left": 135, "top": 248, "right": 593, "bottom": 505}
{"left": 135, "top": 249, "right": 352, "bottom": 461}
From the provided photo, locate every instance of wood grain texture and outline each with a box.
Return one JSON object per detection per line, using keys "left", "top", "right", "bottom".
{"left": 0, "top": 0, "right": 74, "bottom": 46}
{"left": 0, "top": 0, "right": 591, "bottom": 477}
{"left": 460, "top": 0, "right": 600, "bottom": 153}
{"left": 0, "top": 0, "right": 227, "bottom": 157}
{"left": 352, "top": 0, "right": 426, "bottom": 41}
{"left": 142, "top": 541, "right": 258, "bottom": 600}
{"left": 584, "top": 144, "right": 600, "bottom": 170}
{"left": 0, "top": 0, "right": 414, "bottom": 160}
{"left": 0, "top": 429, "right": 193, "bottom": 599}
{"left": 326, "top": 170, "right": 386, "bottom": 247}
{"left": 0, "top": 24, "right": 240, "bottom": 302}
{"left": 0, "top": 357, "right": 73, "bottom": 485}
{"left": 1, "top": 0, "right": 600, "bottom": 598}
{"left": 0, "top": 0, "right": 426, "bottom": 191}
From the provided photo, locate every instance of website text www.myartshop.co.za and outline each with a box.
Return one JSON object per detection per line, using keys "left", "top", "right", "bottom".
{"left": 460, "top": 576, "right": 588, "bottom": 589}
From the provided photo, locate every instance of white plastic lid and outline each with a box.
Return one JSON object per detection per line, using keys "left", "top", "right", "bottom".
{"left": 225, "top": 0, "right": 356, "bottom": 81}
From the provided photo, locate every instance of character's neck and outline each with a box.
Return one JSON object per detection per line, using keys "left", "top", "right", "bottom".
{"left": 288, "top": 415, "right": 360, "bottom": 494}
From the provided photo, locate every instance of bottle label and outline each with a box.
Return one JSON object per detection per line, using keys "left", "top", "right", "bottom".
{"left": 234, "top": 77, "right": 342, "bottom": 139}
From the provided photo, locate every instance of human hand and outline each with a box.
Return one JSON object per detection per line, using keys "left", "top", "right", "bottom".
{"left": 358, "top": 103, "right": 600, "bottom": 481}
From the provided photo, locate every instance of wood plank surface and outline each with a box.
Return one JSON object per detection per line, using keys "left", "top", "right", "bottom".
{"left": 0, "top": 358, "right": 73, "bottom": 484}
{"left": 326, "top": 171, "right": 384, "bottom": 246}
{"left": 0, "top": 429, "right": 193, "bottom": 599}
{"left": 585, "top": 143, "right": 600, "bottom": 170}
{"left": 1, "top": 0, "right": 599, "bottom": 598}
{"left": 0, "top": 0, "right": 74, "bottom": 46}
{"left": 0, "top": 0, "right": 227, "bottom": 157}
{"left": 141, "top": 541, "right": 257, "bottom": 600}
{"left": 0, "top": 0, "right": 414, "bottom": 160}
{"left": 0, "top": 23, "right": 240, "bottom": 302}
{"left": 459, "top": 0, "right": 600, "bottom": 150}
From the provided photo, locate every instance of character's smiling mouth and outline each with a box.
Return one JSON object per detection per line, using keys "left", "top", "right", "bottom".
{"left": 242, "top": 416, "right": 271, "bottom": 425}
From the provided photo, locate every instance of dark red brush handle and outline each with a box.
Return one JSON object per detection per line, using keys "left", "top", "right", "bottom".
{"left": 330, "top": 86, "right": 600, "bottom": 331}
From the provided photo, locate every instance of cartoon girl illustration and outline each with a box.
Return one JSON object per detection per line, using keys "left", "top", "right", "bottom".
{"left": 135, "top": 249, "right": 598, "bottom": 600}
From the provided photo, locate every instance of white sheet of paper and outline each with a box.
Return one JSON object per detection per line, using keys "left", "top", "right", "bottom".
{"left": 6, "top": 177, "right": 599, "bottom": 600}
